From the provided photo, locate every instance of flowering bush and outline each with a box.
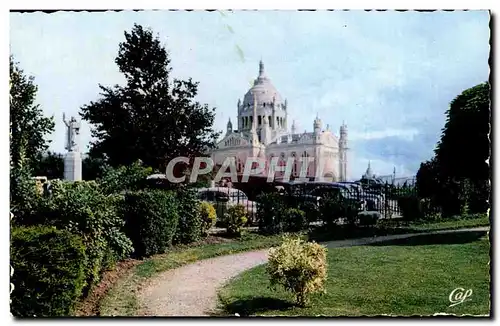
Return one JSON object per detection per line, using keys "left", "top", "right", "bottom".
{"left": 225, "top": 204, "right": 247, "bottom": 237}
{"left": 198, "top": 201, "right": 217, "bottom": 236}
{"left": 267, "top": 235, "right": 328, "bottom": 307}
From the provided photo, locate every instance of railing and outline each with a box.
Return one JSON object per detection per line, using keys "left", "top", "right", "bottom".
{"left": 197, "top": 182, "right": 425, "bottom": 227}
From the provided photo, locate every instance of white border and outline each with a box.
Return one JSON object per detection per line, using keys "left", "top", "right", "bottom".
{"left": 2, "top": 0, "right": 497, "bottom": 325}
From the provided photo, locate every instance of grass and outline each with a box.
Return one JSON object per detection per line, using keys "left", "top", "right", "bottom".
{"left": 98, "top": 215, "right": 489, "bottom": 316}
{"left": 307, "top": 215, "right": 489, "bottom": 244}
{"left": 407, "top": 215, "right": 490, "bottom": 231}
{"left": 99, "top": 232, "right": 296, "bottom": 316}
{"left": 217, "top": 231, "right": 490, "bottom": 317}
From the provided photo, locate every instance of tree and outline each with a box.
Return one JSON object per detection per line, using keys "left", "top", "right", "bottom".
{"left": 82, "top": 156, "right": 108, "bottom": 181}
{"left": 31, "top": 151, "right": 64, "bottom": 179}
{"left": 80, "top": 24, "right": 220, "bottom": 171}
{"left": 10, "top": 57, "right": 55, "bottom": 215}
{"left": 435, "top": 82, "right": 490, "bottom": 182}
{"left": 10, "top": 56, "right": 55, "bottom": 172}
{"left": 417, "top": 82, "right": 491, "bottom": 216}
{"left": 416, "top": 158, "right": 440, "bottom": 199}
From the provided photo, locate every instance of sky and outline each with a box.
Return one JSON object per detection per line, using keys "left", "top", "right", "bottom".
{"left": 9, "top": 10, "right": 490, "bottom": 180}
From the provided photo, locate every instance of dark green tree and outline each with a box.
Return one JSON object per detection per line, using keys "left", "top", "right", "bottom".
{"left": 31, "top": 151, "right": 64, "bottom": 179}
{"left": 416, "top": 158, "right": 440, "bottom": 199}
{"left": 417, "top": 82, "right": 491, "bottom": 216}
{"left": 10, "top": 56, "right": 55, "bottom": 171}
{"left": 435, "top": 82, "right": 490, "bottom": 181}
{"left": 80, "top": 24, "right": 220, "bottom": 171}
{"left": 10, "top": 56, "right": 55, "bottom": 216}
{"left": 82, "top": 155, "right": 108, "bottom": 181}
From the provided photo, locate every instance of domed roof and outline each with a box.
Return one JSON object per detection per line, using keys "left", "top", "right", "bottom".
{"left": 363, "top": 161, "right": 375, "bottom": 179}
{"left": 242, "top": 61, "right": 284, "bottom": 110}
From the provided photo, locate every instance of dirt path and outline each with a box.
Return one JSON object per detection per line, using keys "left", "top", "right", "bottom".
{"left": 138, "top": 227, "right": 488, "bottom": 316}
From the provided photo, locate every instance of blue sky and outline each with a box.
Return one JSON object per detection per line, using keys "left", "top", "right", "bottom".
{"left": 9, "top": 10, "right": 490, "bottom": 179}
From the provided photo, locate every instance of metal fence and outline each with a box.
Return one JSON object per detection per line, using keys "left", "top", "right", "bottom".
{"left": 194, "top": 181, "right": 422, "bottom": 227}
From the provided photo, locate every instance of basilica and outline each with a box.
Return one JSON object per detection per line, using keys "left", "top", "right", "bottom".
{"left": 210, "top": 61, "right": 349, "bottom": 181}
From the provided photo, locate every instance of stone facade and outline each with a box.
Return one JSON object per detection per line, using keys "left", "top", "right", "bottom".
{"left": 210, "top": 61, "right": 349, "bottom": 181}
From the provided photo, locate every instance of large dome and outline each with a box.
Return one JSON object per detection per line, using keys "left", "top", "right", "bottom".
{"left": 241, "top": 61, "right": 284, "bottom": 110}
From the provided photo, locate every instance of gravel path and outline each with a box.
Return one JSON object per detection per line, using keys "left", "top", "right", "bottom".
{"left": 138, "top": 227, "right": 488, "bottom": 316}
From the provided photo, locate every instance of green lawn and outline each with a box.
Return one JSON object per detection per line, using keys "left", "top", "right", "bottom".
{"left": 407, "top": 215, "right": 490, "bottom": 231}
{"left": 98, "top": 216, "right": 489, "bottom": 316}
{"left": 217, "top": 231, "right": 490, "bottom": 316}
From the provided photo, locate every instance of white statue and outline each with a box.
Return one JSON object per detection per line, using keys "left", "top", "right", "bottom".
{"left": 63, "top": 113, "right": 80, "bottom": 152}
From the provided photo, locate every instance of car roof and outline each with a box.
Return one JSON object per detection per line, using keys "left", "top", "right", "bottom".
{"left": 197, "top": 187, "right": 245, "bottom": 193}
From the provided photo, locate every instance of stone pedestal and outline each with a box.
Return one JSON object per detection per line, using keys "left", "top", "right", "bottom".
{"left": 64, "top": 151, "right": 82, "bottom": 181}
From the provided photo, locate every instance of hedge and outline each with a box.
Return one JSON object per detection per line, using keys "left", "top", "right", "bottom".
{"left": 10, "top": 226, "right": 87, "bottom": 317}
{"left": 18, "top": 180, "right": 134, "bottom": 290}
{"left": 173, "top": 187, "right": 202, "bottom": 245}
{"left": 11, "top": 180, "right": 134, "bottom": 292}
{"left": 257, "top": 192, "right": 287, "bottom": 235}
{"left": 122, "top": 190, "right": 179, "bottom": 258}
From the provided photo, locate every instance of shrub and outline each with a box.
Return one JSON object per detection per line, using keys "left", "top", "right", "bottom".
{"left": 398, "top": 193, "right": 424, "bottom": 222}
{"left": 282, "top": 208, "right": 308, "bottom": 232}
{"left": 17, "top": 180, "right": 134, "bottom": 290}
{"left": 267, "top": 235, "right": 328, "bottom": 307}
{"left": 319, "top": 193, "right": 358, "bottom": 228}
{"left": 98, "top": 160, "right": 153, "bottom": 194}
{"left": 299, "top": 201, "right": 320, "bottom": 223}
{"left": 257, "top": 192, "right": 287, "bottom": 235}
{"left": 356, "top": 211, "right": 380, "bottom": 226}
{"left": 226, "top": 204, "right": 248, "bottom": 237}
{"left": 198, "top": 201, "right": 217, "bottom": 236}
{"left": 173, "top": 187, "right": 202, "bottom": 244}
{"left": 122, "top": 190, "right": 179, "bottom": 257}
{"left": 10, "top": 166, "right": 41, "bottom": 224}
{"left": 10, "top": 226, "right": 87, "bottom": 317}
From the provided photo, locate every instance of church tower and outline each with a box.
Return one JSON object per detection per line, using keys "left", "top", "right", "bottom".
{"left": 339, "top": 122, "right": 348, "bottom": 181}
{"left": 226, "top": 117, "right": 233, "bottom": 135}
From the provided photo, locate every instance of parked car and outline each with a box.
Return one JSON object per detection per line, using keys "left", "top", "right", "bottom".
{"left": 196, "top": 187, "right": 257, "bottom": 224}
{"left": 275, "top": 181, "right": 366, "bottom": 211}
{"left": 337, "top": 181, "right": 385, "bottom": 211}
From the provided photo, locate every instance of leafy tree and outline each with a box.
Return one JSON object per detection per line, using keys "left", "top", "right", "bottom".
{"left": 97, "top": 160, "right": 154, "bottom": 194}
{"left": 417, "top": 82, "right": 491, "bottom": 216}
{"left": 82, "top": 155, "right": 108, "bottom": 181}
{"left": 80, "top": 24, "right": 220, "bottom": 171}
{"left": 31, "top": 151, "right": 64, "bottom": 179}
{"left": 435, "top": 82, "right": 490, "bottom": 182}
{"left": 416, "top": 158, "right": 440, "bottom": 199}
{"left": 10, "top": 56, "right": 55, "bottom": 172}
{"left": 10, "top": 56, "right": 55, "bottom": 214}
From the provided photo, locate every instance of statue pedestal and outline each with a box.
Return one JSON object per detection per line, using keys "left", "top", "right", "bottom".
{"left": 64, "top": 151, "right": 82, "bottom": 181}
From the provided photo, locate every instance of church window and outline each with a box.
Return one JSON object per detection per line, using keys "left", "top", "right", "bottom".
{"left": 250, "top": 116, "right": 253, "bottom": 126}
{"left": 276, "top": 117, "right": 280, "bottom": 127}
{"left": 263, "top": 102, "right": 266, "bottom": 107}
{"left": 258, "top": 116, "right": 262, "bottom": 126}
{"left": 268, "top": 116, "right": 272, "bottom": 125}
{"left": 241, "top": 117, "right": 245, "bottom": 128}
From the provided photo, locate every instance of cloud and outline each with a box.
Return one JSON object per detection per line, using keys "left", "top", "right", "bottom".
{"left": 349, "top": 128, "right": 420, "bottom": 141}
